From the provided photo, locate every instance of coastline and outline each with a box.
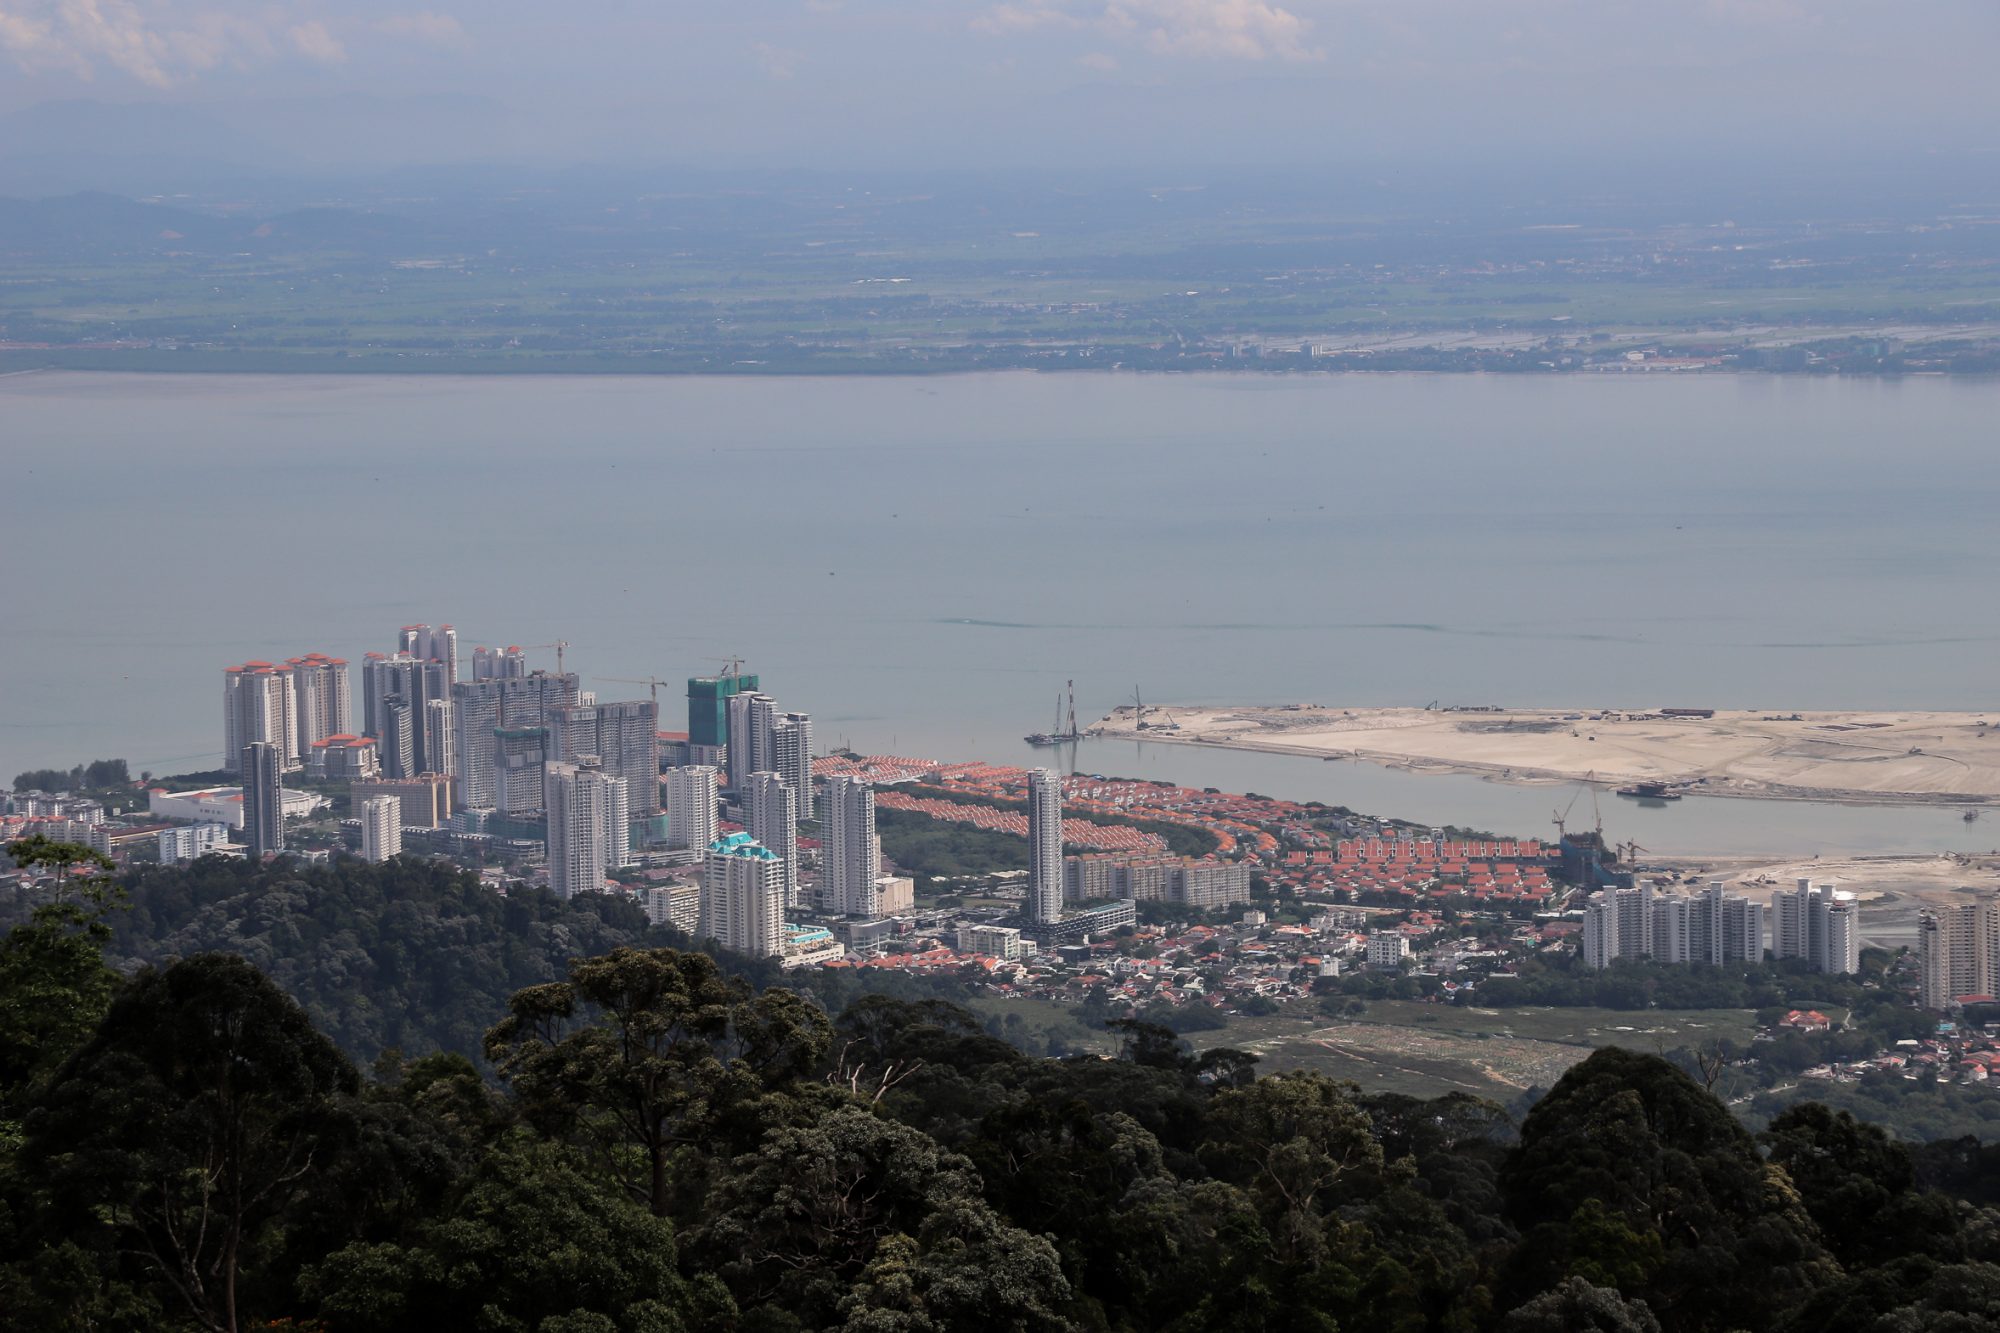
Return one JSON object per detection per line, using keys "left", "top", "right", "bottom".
{"left": 1095, "top": 705, "right": 2000, "bottom": 812}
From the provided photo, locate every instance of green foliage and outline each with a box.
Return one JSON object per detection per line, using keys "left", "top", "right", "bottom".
{"left": 1747, "top": 1069, "right": 2000, "bottom": 1143}
{"left": 876, "top": 806, "right": 1028, "bottom": 885}
{"left": 485, "top": 947, "right": 832, "bottom": 1217}
{"left": 8, "top": 868, "right": 2000, "bottom": 1333}
{"left": 19, "top": 954, "right": 360, "bottom": 1332}
{"left": 99, "top": 854, "right": 680, "bottom": 1066}
{"left": 1467, "top": 951, "right": 1887, "bottom": 1014}
{"left": 12, "top": 758, "right": 129, "bottom": 792}
{"left": 303, "top": 1141, "right": 730, "bottom": 1333}
{"left": 1502, "top": 1047, "right": 1836, "bottom": 1331}
{"left": 0, "top": 838, "right": 124, "bottom": 1123}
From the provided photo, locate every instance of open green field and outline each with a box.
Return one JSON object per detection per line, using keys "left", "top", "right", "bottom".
{"left": 963, "top": 993, "right": 1763, "bottom": 1100}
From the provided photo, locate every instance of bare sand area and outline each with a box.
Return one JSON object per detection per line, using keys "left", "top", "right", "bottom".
{"left": 1094, "top": 704, "right": 2000, "bottom": 808}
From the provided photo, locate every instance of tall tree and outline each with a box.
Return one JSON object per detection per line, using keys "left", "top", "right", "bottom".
{"left": 303, "top": 1141, "right": 731, "bottom": 1333}
{"left": 484, "top": 946, "right": 831, "bottom": 1217}
{"left": 1501, "top": 1048, "right": 1833, "bottom": 1332}
{"left": 695, "top": 1100, "right": 1072, "bottom": 1331}
{"left": 0, "top": 837, "right": 123, "bottom": 1122}
{"left": 20, "top": 954, "right": 359, "bottom": 1333}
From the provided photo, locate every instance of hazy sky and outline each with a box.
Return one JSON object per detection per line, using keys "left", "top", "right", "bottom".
{"left": 1, "top": 1, "right": 1995, "bottom": 170}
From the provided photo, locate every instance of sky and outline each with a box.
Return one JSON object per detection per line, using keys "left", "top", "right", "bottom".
{"left": 0, "top": 1, "right": 1996, "bottom": 174}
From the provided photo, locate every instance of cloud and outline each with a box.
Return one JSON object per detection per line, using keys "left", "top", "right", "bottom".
{"left": 1109, "top": 0, "right": 1320, "bottom": 61}
{"left": 972, "top": 2, "right": 1084, "bottom": 35}
{"left": 976, "top": 0, "right": 1320, "bottom": 62}
{"left": 0, "top": 1, "right": 446, "bottom": 87}
{"left": 288, "top": 18, "right": 342, "bottom": 64}
{"left": 374, "top": 10, "right": 463, "bottom": 46}
{"left": 752, "top": 40, "right": 800, "bottom": 80}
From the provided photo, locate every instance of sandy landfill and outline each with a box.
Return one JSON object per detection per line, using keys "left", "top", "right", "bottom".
{"left": 1091, "top": 704, "right": 2000, "bottom": 809}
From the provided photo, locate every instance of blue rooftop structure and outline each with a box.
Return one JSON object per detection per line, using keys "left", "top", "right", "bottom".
{"left": 709, "top": 831, "right": 780, "bottom": 861}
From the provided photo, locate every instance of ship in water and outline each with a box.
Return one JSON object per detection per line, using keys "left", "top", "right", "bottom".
{"left": 1026, "top": 680, "right": 1083, "bottom": 747}
{"left": 1615, "top": 781, "right": 1684, "bottom": 801}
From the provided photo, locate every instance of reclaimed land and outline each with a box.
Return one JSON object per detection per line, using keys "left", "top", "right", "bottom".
{"left": 1093, "top": 704, "right": 2000, "bottom": 809}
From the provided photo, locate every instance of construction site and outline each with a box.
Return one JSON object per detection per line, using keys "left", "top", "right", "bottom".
{"left": 1089, "top": 703, "right": 2000, "bottom": 810}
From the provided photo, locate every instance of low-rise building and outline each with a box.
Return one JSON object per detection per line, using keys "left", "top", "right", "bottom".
{"left": 874, "top": 874, "right": 916, "bottom": 915}
{"left": 782, "top": 925, "right": 845, "bottom": 969}
{"left": 1367, "top": 931, "right": 1411, "bottom": 968}
{"left": 958, "top": 923, "right": 1024, "bottom": 961}
{"left": 149, "top": 785, "right": 326, "bottom": 830}
{"left": 307, "top": 734, "right": 380, "bottom": 782}
{"left": 158, "top": 822, "right": 233, "bottom": 864}
{"left": 350, "top": 776, "right": 452, "bottom": 829}
{"left": 639, "top": 881, "right": 703, "bottom": 934}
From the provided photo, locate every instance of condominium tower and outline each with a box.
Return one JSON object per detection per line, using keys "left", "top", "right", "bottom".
{"left": 359, "top": 652, "right": 454, "bottom": 779}
{"left": 822, "top": 774, "right": 879, "bottom": 916}
{"left": 241, "top": 741, "right": 284, "bottom": 857}
{"left": 1772, "top": 879, "right": 1860, "bottom": 975}
{"left": 544, "top": 757, "right": 628, "bottom": 901}
{"left": 450, "top": 670, "right": 580, "bottom": 811}
{"left": 223, "top": 661, "right": 299, "bottom": 773}
{"left": 700, "top": 831, "right": 786, "bottom": 959}
{"left": 1918, "top": 896, "right": 2000, "bottom": 1010}
{"left": 399, "top": 624, "right": 459, "bottom": 683}
{"left": 771, "top": 712, "right": 815, "bottom": 819}
{"left": 358, "top": 796, "right": 401, "bottom": 863}
{"left": 662, "top": 765, "right": 720, "bottom": 852}
{"left": 745, "top": 771, "right": 800, "bottom": 908}
{"left": 1027, "top": 768, "right": 1064, "bottom": 925}
{"left": 548, "top": 699, "right": 660, "bottom": 816}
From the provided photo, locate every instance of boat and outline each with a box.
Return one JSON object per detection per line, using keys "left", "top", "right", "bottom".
{"left": 1026, "top": 680, "right": 1083, "bottom": 747}
{"left": 1615, "top": 782, "right": 1683, "bottom": 801}
{"left": 1967, "top": 809, "right": 1982, "bottom": 823}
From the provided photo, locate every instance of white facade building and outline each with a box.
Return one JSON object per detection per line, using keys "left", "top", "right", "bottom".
{"left": 223, "top": 661, "right": 299, "bottom": 773}
{"left": 746, "top": 771, "right": 800, "bottom": 908}
{"left": 957, "top": 923, "right": 1023, "bottom": 961}
{"left": 359, "top": 795, "right": 402, "bottom": 863}
{"left": 700, "top": 831, "right": 786, "bottom": 959}
{"left": 1366, "top": 931, "right": 1411, "bottom": 969}
{"left": 640, "top": 881, "right": 703, "bottom": 934}
{"left": 544, "top": 757, "right": 626, "bottom": 900}
{"left": 1773, "top": 879, "right": 1861, "bottom": 975}
{"left": 662, "top": 765, "right": 720, "bottom": 852}
{"left": 288, "top": 653, "right": 351, "bottom": 756}
{"left": 399, "top": 624, "right": 460, "bottom": 683}
{"left": 1918, "top": 897, "right": 2000, "bottom": 1010}
{"left": 1027, "top": 768, "right": 1063, "bottom": 925}
{"left": 771, "top": 712, "right": 814, "bottom": 819}
{"left": 822, "top": 775, "right": 880, "bottom": 916}
{"left": 157, "top": 822, "right": 232, "bottom": 864}
{"left": 1581, "top": 896, "right": 1618, "bottom": 970}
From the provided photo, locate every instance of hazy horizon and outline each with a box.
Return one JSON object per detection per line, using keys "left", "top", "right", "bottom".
{"left": 2, "top": 1, "right": 1998, "bottom": 187}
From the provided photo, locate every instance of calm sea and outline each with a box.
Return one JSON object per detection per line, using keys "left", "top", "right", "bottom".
{"left": 3, "top": 370, "right": 1995, "bottom": 856}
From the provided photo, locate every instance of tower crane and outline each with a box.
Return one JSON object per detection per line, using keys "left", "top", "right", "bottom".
{"left": 521, "top": 640, "right": 570, "bottom": 674}
{"left": 599, "top": 676, "right": 669, "bottom": 708}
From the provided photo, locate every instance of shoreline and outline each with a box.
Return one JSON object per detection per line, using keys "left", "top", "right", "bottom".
{"left": 5, "top": 356, "right": 2000, "bottom": 381}
{"left": 1096, "top": 705, "right": 2000, "bottom": 812}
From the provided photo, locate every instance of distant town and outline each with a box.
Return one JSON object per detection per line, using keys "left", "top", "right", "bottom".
{"left": 9, "top": 626, "right": 2000, "bottom": 1114}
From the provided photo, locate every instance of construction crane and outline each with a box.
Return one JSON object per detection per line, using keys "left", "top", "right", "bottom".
{"left": 1134, "top": 685, "right": 1147, "bottom": 730}
{"left": 521, "top": 640, "right": 570, "bottom": 674}
{"left": 714, "top": 656, "right": 747, "bottom": 680}
{"left": 599, "top": 676, "right": 669, "bottom": 707}
{"left": 1552, "top": 773, "right": 1605, "bottom": 840}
